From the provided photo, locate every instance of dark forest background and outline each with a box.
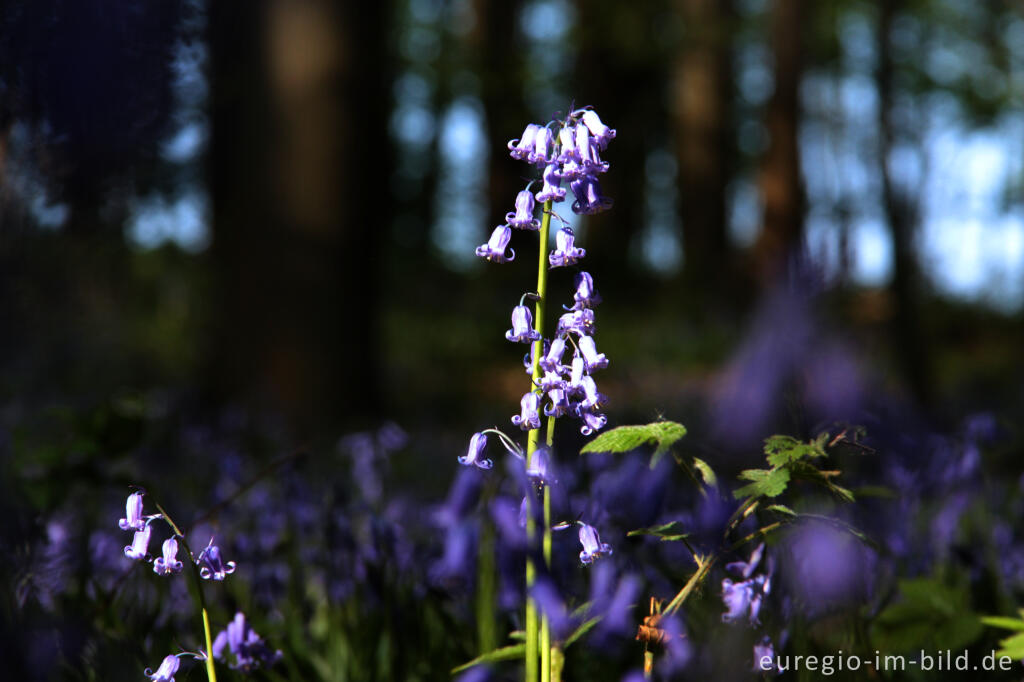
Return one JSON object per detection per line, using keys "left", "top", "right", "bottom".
{"left": 2, "top": 0, "right": 1024, "bottom": 680}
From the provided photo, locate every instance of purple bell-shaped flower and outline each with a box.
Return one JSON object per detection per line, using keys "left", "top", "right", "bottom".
{"left": 124, "top": 524, "right": 152, "bottom": 561}
{"left": 153, "top": 537, "right": 184, "bottom": 576}
{"left": 119, "top": 491, "right": 147, "bottom": 531}
{"left": 548, "top": 227, "right": 586, "bottom": 268}
{"left": 508, "top": 123, "right": 541, "bottom": 161}
{"left": 144, "top": 655, "right": 181, "bottom": 682}
{"left": 506, "top": 305, "right": 542, "bottom": 344}
{"left": 458, "top": 432, "right": 493, "bottom": 470}
{"left": 571, "top": 271, "right": 601, "bottom": 309}
{"left": 475, "top": 225, "right": 515, "bottom": 263}
{"left": 578, "top": 523, "right": 613, "bottom": 564}
{"left": 197, "top": 540, "right": 237, "bottom": 581}
{"left": 535, "top": 163, "right": 566, "bottom": 204}
{"left": 578, "top": 335, "right": 608, "bottom": 371}
{"left": 512, "top": 392, "right": 542, "bottom": 431}
{"left": 571, "top": 174, "right": 613, "bottom": 215}
{"left": 506, "top": 190, "right": 541, "bottom": 230}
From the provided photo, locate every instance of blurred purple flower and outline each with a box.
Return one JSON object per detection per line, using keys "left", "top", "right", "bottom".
{"left": 782, "top": 521, "right": 873, "bottom": 616}
{"left": 197, "top": 540, "right": 236, "bottom": 581}
{"left": 753, "top": 636, "right": 778, "bottom": 674}
{"left": 212, "top": 612, "right": 282, "bottom": 672}
{"left": 144, "top": 655, "right": 180, "bottom": 682}
{"left": 531, "top": 577, "right": 575, "bottom": 638}
{"left": 526, "top": 446, "right": 555, "bottom": 487}
{"left": 578, "top": 523, "right": 613, "bottom": 564}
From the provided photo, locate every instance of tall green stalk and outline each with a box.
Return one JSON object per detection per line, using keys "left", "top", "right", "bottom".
{"left": 525, "top": 200, "right": 554, "bottom": 682}
{"left": 155, "top": 502, "right": 218, "bottom": 682}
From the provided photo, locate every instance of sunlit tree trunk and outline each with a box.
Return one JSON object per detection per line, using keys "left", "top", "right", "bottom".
{"left": 753, "top": 0, "right": 805, "bottom": 288}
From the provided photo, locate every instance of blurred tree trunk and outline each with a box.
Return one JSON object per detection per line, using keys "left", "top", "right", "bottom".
{"left": 473, "top": 0, "right": 525, "bottom": 245}
{"left": 877, "top": 0, "right": 931, "bottom": 404}
{"left": 753, "top": 0, "right": 806, "bottom": 288}
{"left": 207, "top": 0, "right": 389, "bottom": 434}
{"left": 673, "top": 0, "right": 734, "bottom": 296}
{"left": 572, "top": 0, "right": 664, "bottom": 290}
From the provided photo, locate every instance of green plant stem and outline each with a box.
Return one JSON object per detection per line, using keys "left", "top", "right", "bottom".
{"left": 663, "top": 554, "right": 717, "bottom": 617}
{"left": 154, "top": 502, "right": 218, "bottom": 682}
{"left": 541, "top": 415, "right": 555, "bottom": 682}
{"left": 525, "top": 200, "right": 554, "bottom": 682}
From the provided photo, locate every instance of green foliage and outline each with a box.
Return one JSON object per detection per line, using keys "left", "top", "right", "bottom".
{"left": 871, "top": 578, "right": 984, "bottom": 653}
{"left": 982, "top": 611, "right": 1024, "bottom": 659}
{"left": 452, "top": 644, "right": 526, "bottom": 674}
{"left": 732, "top": 433, "right": 853, "bottom": 502}
{"left": 628, "top": 521, "right": 690, "bottom": 542}
{"left": 580, "top": 421, "right": 687, "bottom": 470}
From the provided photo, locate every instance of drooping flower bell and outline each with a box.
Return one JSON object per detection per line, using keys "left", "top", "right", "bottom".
{"left": 571, "top": 271, "right": 601, "bottom": 309}
{"left": 578, "top": 523, "right": 613, "bottom": 565}
{"left": 557, "top": 125, "right": 578, "bottom": 164}
{"left": 197, "top": 539, "right": 237, "bottom": 581}
{"left": 508, "top": 123, "right": 541, "bottom": 161}
{"left": 506, "top": 190, "right": 541, "bottom": 230}
{"left": 578, "top": 335, "right": 608, "bottom": 372}
{"left": 119, "top": 491, "right": 147, "bottom": 531}
{"left": 579, "top": 109, "right": 616, "bottom": 149}
{"left": 475, "top": 225, "right": 515, "bottom": 263}
{"left": 530, "top": 126, "right": 555, "bottom": 166}
{"left": 544, "top": 387, "right": 573, "bottom": 418}
{"left": 526, "top": 446, "right": 555, "bottom": 487}
{"left": 535, "top": 163, "right": 566, "bottom": 204}
{"left": 556, "top": 308, "right": 595, "bottom": 337}
{"left": 124, "top": 524, "right": 152, "bottom": 561}
{"left": 506, "top": 305, "right": 541, "bottom": 344}
{"left": 574, "top": 124, "right": 609, "bottom": 174}
{"left": 579, "top": 375, "right": 608, "bottom": 412}
{"left": 512, "top": 392, "right": 542, "bottom": 430}
{"left": 571, "top": 174, "right": 613, "bottom": 215}
{"left": 539, "top": 335, "right": 567, "bottom": 373}
{"left": 548, "top": 227, "right": 586, "bottom": 268}
{"left": 144, "top": 655, "right": 180, "bottom": 682}
{"left": 579, "top": 410, "right": 607, "bottom": 436}
{"left": 458, "top": 432, "right": 493, "bottom": 470}
{"left": 153, "top": 537, "right": 184, "bottom": 576}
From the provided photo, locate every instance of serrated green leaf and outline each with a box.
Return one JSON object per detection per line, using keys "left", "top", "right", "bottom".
{"left": 628, "top": 521, "right": 689, "bottom": 542}
{"left": 982, "top": 616, "right": 1024, "bottom": 631}
{"left": 733, "top": 468, "right": 790, "bottom": 499}
{"left": 764, "top": 434, "right": 824, "bottom": 467}
{"left": 452, "top": 644, "right": 526, "bottom": 673}
{"left": 995, "top": 632, "right": 1024, "bottom": 660}
{"left": 693, "top": 457, "right": 717, "bottom": 488}
{"left": 581, "top": 421, "right": 687, "bottom": 457}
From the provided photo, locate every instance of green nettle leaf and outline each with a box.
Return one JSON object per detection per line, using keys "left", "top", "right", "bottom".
{"left": 452, "top": 644, "right": 526, "bottom": 674}
{"left": 994, "top": 631, "right": 1024, "bottom": 660}
{"left": 580, "top": 421, "right": 687, "bottom": 465}
{"left": 628, "top": 521, "right": 690, "bottom": 542}
{"left": 733, "top": 468, "right": 791, "bottom": 499}
{"left": 763, "top": 434, "right": 826, "bottom": 467}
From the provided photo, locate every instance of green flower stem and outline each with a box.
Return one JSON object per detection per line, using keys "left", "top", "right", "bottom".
{"left": 663, "top": 553, "right": 717, "bottom": 616}
{"left": 541, "top": 415, "right": 556, "bottom": 682}
{"left": 154, "top": 502, "right": 218, "bottom": 682}
{"left": 525, "top": 200, "right": 554, "bottom": 682}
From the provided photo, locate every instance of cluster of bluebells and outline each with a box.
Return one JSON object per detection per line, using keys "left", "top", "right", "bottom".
{"left": 118, "top": 489, "right": 281, "bottom": 679}
{"left": 476, "top": 107, "right": 614, "bottom": 264}
{"left": 461, "top": 107, "right": 618, "bottom": 567}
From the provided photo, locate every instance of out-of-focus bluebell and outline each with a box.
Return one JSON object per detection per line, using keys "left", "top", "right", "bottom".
{"left": 196, "top": 539, "right": 236, "bottom": 581}
{"left": 530, "top": 576, "right": 575, "bottom": 639}
{"left": 212, "top": 611, "right": 283, "bottom": 672}
{"left": 782, "top": 521, "right": 873, "bottom": 617}
{"left": 143, "top": 654, "right": 180, "bottom": 682}
{"left": 526, "top": 446, "right": 555, "bottom": 487}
